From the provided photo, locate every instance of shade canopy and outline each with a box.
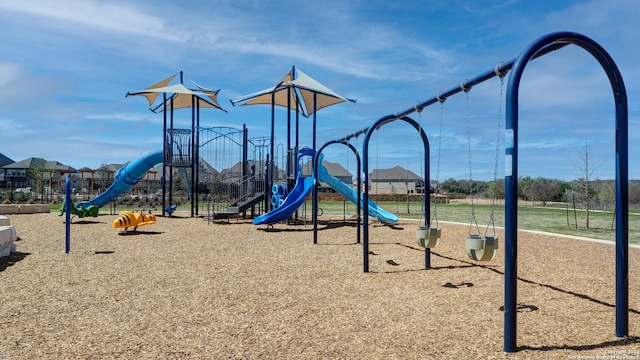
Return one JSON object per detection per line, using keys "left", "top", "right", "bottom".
{"left": 230, "top": 67, "right": 355, "bottom": 116}
{"left": 127, "top": 73, "right": 227, "bottom": 113}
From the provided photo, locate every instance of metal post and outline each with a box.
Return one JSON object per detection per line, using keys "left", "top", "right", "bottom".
{"left": 362, "top": 115, "right": 429, "bottom": 272}
{"left": 504, "top": 31, "right": 628, "bottom": 352}
{"left": 313, "top": 141, "right": 361, "bottom": 245}
{"left": 269, "top": 93, "right": 275, "bottom": 211}
{"left": 65, "top": 177, "right": 71, "bottom": 253}
{"left": 162, "top": 92, "right": 167, "bottom": 217}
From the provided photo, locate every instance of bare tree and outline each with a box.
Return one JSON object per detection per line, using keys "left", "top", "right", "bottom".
{"left": 572, "top": 140, "right": 605, "bottom": 229}
{"left": 95, "top": 164, "right": 113, "bottom": 192}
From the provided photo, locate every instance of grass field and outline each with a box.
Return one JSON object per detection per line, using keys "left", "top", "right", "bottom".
{"left": 53, "top": 198, "right": 640, "bottom": 244}
{"left": 307, "top": 199, "right": 640, "bottom": 244}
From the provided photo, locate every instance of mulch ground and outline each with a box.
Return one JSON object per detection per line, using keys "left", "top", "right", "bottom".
{"left": 1, "top": 211, "right": 639, "bottom": 359}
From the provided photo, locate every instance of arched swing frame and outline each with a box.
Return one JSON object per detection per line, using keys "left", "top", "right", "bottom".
{"left": 312, "top": 140, "right": 362, "bottom": 247}
{"left": 336, "top": 31, "right": 627, "bottom": 353}
{"left": 361, "top": 115, "right": 431, "bottom": 273}
{"left": 503, "top": 31, "right": 628, "bottom": 353}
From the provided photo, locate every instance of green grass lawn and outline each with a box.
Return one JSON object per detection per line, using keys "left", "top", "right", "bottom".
{"left": 51, "top": 199, "right": 640, "bottom": 244}
{"left": 309, "top": 199, "right": 640, "bottom": 244}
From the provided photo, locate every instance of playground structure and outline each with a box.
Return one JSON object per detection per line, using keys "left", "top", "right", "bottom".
{"left": 196, "top": 126, "right": 269, "bottom": 220}
{"left": 309, "top": 31, "right": 628, "bottom": 354}
{"left": 55, "top": 32, "right": 628, "bottom": 354}
{"left": 231, "top": 66, "right": 357, "bottom": 219}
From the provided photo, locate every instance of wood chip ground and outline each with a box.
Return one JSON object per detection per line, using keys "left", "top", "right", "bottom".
{"left": 1, "top": 212, "right": 639, "bottom": 359}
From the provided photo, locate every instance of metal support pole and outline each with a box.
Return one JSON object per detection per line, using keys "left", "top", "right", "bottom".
{"left": 162, "top": 93, "right": 167, "bottom": 217}
{"left": 362, "top": 115, "right": 429, "bottom": 272}
{"left": 313, "top": 141, "right": 361, "bottom": 245}
{"left": 65, "top": 177, "right": 71, "bottom": 253}
{"left": 504, "top": 31, "right": 628, "bottom": 353}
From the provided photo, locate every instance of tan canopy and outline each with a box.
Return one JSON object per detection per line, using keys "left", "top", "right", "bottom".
{"left": 127, "top": 73, "right": 226, "bottom": 113}
{"left": 230, "top": 67, "right": 354, "bottom": 117}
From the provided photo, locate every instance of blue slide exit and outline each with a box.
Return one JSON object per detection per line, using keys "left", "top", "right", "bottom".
{"left": 76, "top": 150, "right": 163, "bottom": 210}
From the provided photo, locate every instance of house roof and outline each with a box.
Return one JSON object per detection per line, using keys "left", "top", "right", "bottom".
{"left": 2, "top": 157, "right": 76, "bottom": 172}
{"left": 301, "top": 159, "right": 352, "bottom": 178}
{"left": 370, "top": 166, "right": 421, "bottom": 181}
{"left": 0, "top": 153, "right": 14, "bottom": 168}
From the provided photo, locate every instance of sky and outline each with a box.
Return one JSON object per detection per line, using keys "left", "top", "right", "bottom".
{"left": 0, "top": 0, "right": 638, "bottom": 182}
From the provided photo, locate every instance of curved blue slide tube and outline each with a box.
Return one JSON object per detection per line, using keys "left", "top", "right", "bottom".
{"left": 76, "top": 150, "right": 163, "bottom": 210}
{"left": 316, "top": 154, "right": 398, "bottom": 224}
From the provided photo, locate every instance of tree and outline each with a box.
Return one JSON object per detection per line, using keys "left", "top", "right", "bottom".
{"left": 597, "top": 180, "right": 615, "bottom": 212}
{"left": 27, "top": 158, "right": 47, "bottom": 204}
{"left": 440, "top": 178, "right": 463, "bottom": 194}
{"left": 572, "top": 140, "right": 605, "bottom": 229}
{"left": 484, "top": 179, "right": 505, "bottom": 199}
{"left": 532, "top": 177, "right": 562, "bottom": 206}
{"left": 519, "top": 176, "right": 536, "bottom": 204}
{"left": 95, "top": 164, "right": 113, "bottom": 192}
{"left": 629, "top": 182, "right": 640, "bottom": 208}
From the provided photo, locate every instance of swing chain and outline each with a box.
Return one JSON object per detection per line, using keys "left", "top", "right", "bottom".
{"left": 485, "top": 75, "right": 505, "bottom": 237}
{"left": 430, "top": 96, "right": 446, "bottom": 227}
{"left": 465, "top": 90, "right": 481, "bottom": 237}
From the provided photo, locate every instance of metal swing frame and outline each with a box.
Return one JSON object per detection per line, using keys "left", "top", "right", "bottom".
{"left": 322, "top": 31, "right": 627, "bottom": 353}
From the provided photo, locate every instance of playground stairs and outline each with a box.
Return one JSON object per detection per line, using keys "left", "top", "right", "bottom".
{"left": 216, "top": 191, "right": 265, "bottom": 219}
{"left": 0, "top": 215, "right": 18, "bottom": 257}
{"left": 227, "top": 191, "right": 265, "bottom": 213}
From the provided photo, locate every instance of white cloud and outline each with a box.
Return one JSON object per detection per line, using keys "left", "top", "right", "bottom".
{"left": 0, "top": 1, "right": 187, "bottom": 42}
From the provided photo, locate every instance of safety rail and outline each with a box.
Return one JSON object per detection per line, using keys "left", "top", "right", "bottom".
{"left": 206, "top": 173, "right": 266, "bottom": 217}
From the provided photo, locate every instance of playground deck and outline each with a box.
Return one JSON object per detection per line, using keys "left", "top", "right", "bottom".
{"left": 1, "top": 212, "right": 639, "bottom": 358}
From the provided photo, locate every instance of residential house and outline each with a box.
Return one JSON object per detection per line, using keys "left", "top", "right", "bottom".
{"left": 0, "top": 153, "right": 14, "bottom": 187}
{"left": 301, "top": 159, "right": 352, "bottom": 193}
{"left": 3, "top": 157, "right": 75, "bottom": 192}
{"left": 369, "top": 166, "right": 423, "bottom": 195}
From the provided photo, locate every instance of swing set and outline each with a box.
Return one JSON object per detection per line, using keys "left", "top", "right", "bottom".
{"left": 317, "top": 31, "right": 629, "bottom": 353}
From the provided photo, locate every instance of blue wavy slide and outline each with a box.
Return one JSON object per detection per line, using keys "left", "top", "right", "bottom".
{"left": 76, "top": 150, "right": 163, "bottom": 210}
{"left": 316, "top": 154, "right": 398, "bottom": 224}
{"left": 253, "top": 151, "right": 398, "bottom": 225}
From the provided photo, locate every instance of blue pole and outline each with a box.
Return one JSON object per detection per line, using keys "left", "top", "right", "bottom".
{"left": 313, "top": 141, "right": 361, "bottom": 245}
{"left": 362, "top": 115, "right": 429, "bottom": 272}
{"left": 269, "top": 92, "right": 275, "bottom": 211}
{"left": 65, "top": 177, "right": 71, "bottom": 253}
{"left": 504, "top": 31, "right": 628, "bottom": 352}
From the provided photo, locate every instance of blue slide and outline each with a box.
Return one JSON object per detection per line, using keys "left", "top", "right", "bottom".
{"left": 76, "top": 150, "right": 163, "bottom": 210}
{"left": 253, "top": 149, "right": 316, "bottom": 225}
{"left": 253, "top": 150, "right": 398, "bottom": 225}
{"left": 316, "top": 154, "right": 398, "bottom": 224}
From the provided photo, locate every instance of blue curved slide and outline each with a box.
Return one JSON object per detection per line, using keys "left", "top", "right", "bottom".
{"left": 316, "top": 154, "right": 398, "bottom": 224}
{"left": 253, "top": 148, "right": 316, "bottom": 225}
{"left": 76, "top": 150, "right": 163, "bottom": 210}
{"left": 253, "top": 150, "right": 398, "bottom": 225}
